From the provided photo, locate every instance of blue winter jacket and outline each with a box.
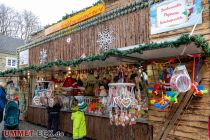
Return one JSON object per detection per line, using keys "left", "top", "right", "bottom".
{"left": 0, "top": 87, "right": 6, "bottom": 111}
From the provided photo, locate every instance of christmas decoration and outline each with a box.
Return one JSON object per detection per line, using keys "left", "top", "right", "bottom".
{"left": 66, "top": 37, "right": 71, "bottom": 44}
{"left": 18, "top": 1, "right": 152, "bottom": 52}
{"left": 170, "top": 65, "right": 191, "bottom": 93}
{"left": 1, "top": 34, "right": 209, "bottom": 77}
{"left": 33, "top": 96, "right": 41, "bottom": 106}
{"left": 108, "top": 83, "right": 140, "bottom": 126}
{"left": 97, "top": 28, "right": 115, "bottom": 51}
{"left": 40, "top": 49, "right": 47, "bottom": 64}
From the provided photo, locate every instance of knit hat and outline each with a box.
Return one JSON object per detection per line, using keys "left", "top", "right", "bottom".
{"left": 78, "top": 101, "right": 87, "bottom": 111}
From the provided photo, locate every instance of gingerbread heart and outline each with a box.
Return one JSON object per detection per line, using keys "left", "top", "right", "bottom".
{"left": 113, "top": 96, "right": 123, "bottom": 108}
{"left": 33, "top": 96, "right": 41, "bottom": 106}
{"left": 122, "top": 98, "right": 131, "bottom": 108}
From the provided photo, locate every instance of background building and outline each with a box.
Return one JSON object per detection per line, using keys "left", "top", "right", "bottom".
{"left": 0, "top": 35, "right": 25, "bottom": 71}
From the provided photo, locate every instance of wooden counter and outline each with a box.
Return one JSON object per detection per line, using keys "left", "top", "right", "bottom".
{"left": 25, "top": 106, "right": 153, "bottom": 140}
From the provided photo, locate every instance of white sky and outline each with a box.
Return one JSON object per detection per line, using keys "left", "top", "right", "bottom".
{"left": 0, "top": 0, "right": 99, "bottom": 26}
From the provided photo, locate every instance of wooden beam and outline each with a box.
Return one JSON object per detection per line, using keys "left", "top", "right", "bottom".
{"left": 110, "top": 55, "right": 145, "bottom": 62}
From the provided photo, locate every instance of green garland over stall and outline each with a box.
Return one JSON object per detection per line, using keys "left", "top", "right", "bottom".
{"left": 18, "top": 1, "right": 154, "bottom": 52}
{"left": 1, "top": 34, "right": 209, "bottom": 77}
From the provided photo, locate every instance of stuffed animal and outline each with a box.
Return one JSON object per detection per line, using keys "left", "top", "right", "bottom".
{"left": 63, "top": 76, "right": 76, "bottom": 88}
{"left": 99, "top": 86, "right": 107, "bottom": 97}
{"left": 85, "top": 74, "right": 97, "bottom": 95}
{"left": 153, "top": 84, "right": 159, "bottom": 95}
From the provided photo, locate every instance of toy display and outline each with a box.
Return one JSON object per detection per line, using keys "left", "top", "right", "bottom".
{"left": 164, "top": 91, "right": 178, "bottom": 103}
{"left": 191, "top": 54, "right": 208, "bottom": 96}
{"left": 148, "top": 59, "right": 180, "bottom": 111}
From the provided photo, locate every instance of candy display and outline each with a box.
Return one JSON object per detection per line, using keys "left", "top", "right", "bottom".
{"left": 170, "top": 65, "right": 191, "bottom": 93}
{"left": 107, "top": 83, "right": 146, "bottom": 126}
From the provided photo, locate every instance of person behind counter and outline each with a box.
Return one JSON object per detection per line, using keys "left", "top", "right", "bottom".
{"left": 46, "top": 92, "right": 62, "bottom": 138}
{"left": 71, "top": 96, "right": 87, "bottom": 140}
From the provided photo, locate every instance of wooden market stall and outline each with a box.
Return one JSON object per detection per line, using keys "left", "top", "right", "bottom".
{"left": 0, "top": 0, "right": 210, "bottom": 140}
{"left": 148, "top": 0, "right": 210, "bottom": 139}
{"left": 17, "top": 1, "right": 153, "bottom": 140}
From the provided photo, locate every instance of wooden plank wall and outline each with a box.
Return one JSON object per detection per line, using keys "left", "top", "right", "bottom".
{"left": 30, "top": 0, "right": 137, "bottom": 43}
{"left": 105, "top": 0, "right": 136, "bottom": 12}
{"left": 29, "top": 7, "right": 149, "bottom": 65}
{"left": 148, "top": 0, "right": 210, "bottom": 139}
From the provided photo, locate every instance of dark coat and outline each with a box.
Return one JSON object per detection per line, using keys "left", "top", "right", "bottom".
{"left": 0, "top": 86, "right": 6, "bottom": 111}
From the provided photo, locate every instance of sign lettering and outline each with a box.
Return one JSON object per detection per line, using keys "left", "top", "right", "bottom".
{"left": 45, "top": 2, "right": 105, "bottom": 35}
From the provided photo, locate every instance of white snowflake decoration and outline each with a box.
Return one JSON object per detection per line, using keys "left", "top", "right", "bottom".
{"left": 97, "top": 28, "right": 115, "bottom": 51}
{"left": 40, "top": 48, "right": 47, "bottom": 64}
{"left": 66, "top": 37, "right": 71, "bottom": 44}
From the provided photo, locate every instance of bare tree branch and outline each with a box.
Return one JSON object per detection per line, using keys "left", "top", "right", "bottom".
{"left": 0, "top": 4, "right": 41, "bottom": 42}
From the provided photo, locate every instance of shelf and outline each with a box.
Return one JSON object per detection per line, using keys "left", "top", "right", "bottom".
{"left": 37, "top": 80, "right": 53, "bottom": 83}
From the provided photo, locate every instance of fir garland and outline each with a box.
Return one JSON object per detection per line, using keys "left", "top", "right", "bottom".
{"left": 2, "top": 34, "right": 209, "bottom": 77}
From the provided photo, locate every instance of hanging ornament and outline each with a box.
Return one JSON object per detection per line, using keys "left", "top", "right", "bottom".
{"left": 80, "top": 53, "right": 86, "bottom": 59}
{"left": 108, "top": 83, "right": 139, "bottom": 126}
{"left": 191, "top": 54, "right": 208, "bottom": 96}
{"left": 66, "top": 37, "right": 71, "bottom": 44}
{"left": 40, "top": 48, "right": 47, "bottom": 64}
{"left": 170, "top": 65, "right": 191, "bottom": 93}
{"left": 33, "top": 96, "right": 41, "bottom": 106}
{"left": 96, "top": 28, "right": 115, "bottom": 52}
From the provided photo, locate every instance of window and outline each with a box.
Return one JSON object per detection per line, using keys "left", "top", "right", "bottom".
{"left": 12, "top": 60, "right": 16, "bottom": 66}
{"left": 6, "top": 57, "right": 17, "bottom": 68}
